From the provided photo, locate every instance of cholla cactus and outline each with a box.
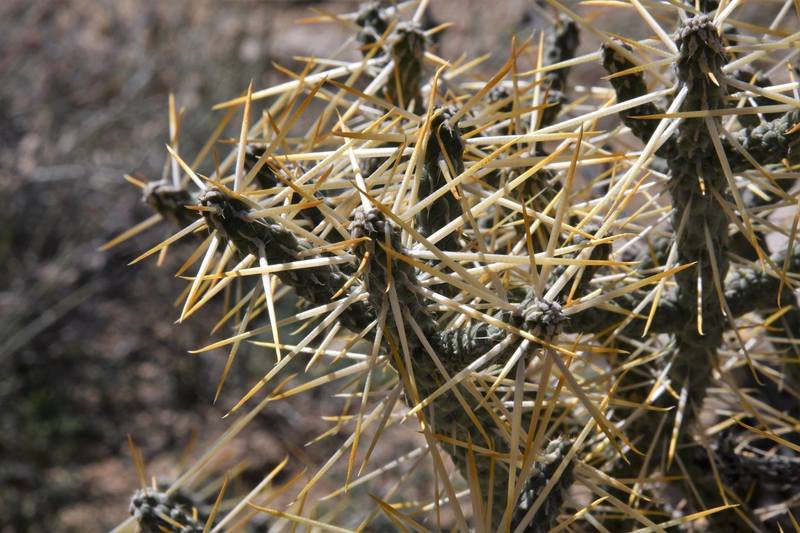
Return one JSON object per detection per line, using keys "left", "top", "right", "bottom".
{"left": 106, "top": 1, "right": 800, "bottom": 531}
{"left": 129, "top": 487, "right": 205, "bottom": 533}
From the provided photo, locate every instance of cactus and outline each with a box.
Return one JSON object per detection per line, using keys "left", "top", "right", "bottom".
{"left": 106, "top": 2, "right": 800, "bottom": 531}
{"left": 129, "top": 487, "right": 205, "bottom": 533}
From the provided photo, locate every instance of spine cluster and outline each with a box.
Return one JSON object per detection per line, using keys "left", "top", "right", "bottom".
{"left": 116, "top": 2, "right": 800, "bottom": 531}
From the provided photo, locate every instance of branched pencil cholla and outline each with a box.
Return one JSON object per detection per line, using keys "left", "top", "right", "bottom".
{"left": 105, "top": 1, "right": 800, "bottom": 531}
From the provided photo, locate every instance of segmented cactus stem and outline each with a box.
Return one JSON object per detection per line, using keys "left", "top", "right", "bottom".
{"left": 130, "top": 488, "right": 205, "bottom": 533}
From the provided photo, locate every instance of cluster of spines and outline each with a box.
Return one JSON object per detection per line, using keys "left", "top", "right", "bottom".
{"left": 129, "top": 488, "right": 205, "bottom": 533}
{"left": 599, "top": 8, "right": 800, "bottom": 529}
{"left": 110, "top": 1, "right": 800, "bottom": 530}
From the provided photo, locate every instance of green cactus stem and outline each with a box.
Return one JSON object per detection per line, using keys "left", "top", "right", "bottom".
{"left": 198, "top": 187, "right": 373, "bottom": 333}
{"left": 601, "top": 41, "right": 676, "bottom": 159}
{"left": 142, "top": 181, "right": 197, "bottom": 228}
{"left": 386, "top": 22, "right": 425, "bottom": 111}
{"left": 417, "top": 109, "right": 465, "bottom": 252}
{"left": 512, "top": 438, "right": 575, "bottom": 533}
{"left": 350, "top": 206, "right": 572, "bottom": 530}
{"left": 355, "top": 1, "right": 390, "bottom": 53}
{"left": 130, "top": 487, "right": 205, "bottom": 533}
